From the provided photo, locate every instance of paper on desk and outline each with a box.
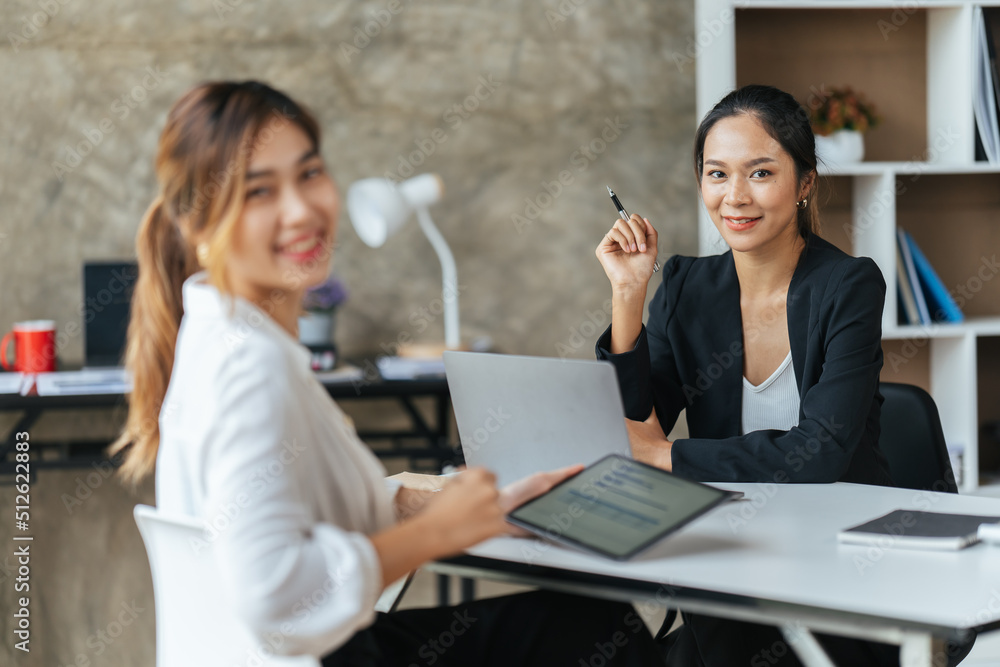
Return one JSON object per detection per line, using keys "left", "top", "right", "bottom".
{"left": 313, "top": 363, "right": 365, "bottom": 384}
{"left": 388, "top": 472, "right": 449, "bottom": 491}
{"left": 377, "top": 356, "right": 445, "bottom": 380}
{"left": 0, "top": 373, "right": 29, "bottom": 395}
{"left": 34, "top": 369, "right": 133, "bottom": 396}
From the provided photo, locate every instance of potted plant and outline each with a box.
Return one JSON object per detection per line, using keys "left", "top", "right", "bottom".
{"left": 298, "top": 275, "right": 348, "bottom": 346}
{"left": 809, "top": 86, "right": 880, "bottom": 164}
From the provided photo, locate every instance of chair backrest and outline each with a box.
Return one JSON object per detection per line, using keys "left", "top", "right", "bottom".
{"left": 878, "top": 382, "right": 958, "bottom": 494}
{"left": 133, "top": 505, "right": 320, "bottom": 667}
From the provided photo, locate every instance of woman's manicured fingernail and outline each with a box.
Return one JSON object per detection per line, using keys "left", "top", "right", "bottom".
{"left": 640, "top": 243, "right": 646, "bottom": 252}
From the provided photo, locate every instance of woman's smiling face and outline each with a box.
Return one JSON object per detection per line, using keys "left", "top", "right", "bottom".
{"left": 225, "top": 121, "right": 339, "bottom": 307}
{"left": 699, "top": 113, "right": 812, "bottom": 255}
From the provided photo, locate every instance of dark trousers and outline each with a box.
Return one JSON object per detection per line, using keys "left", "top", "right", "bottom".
{"left": 322, "top": 590, "right": 666, "bottom": 667}
{"left": 662, "top": 613, "right": 974, "bottom": 667}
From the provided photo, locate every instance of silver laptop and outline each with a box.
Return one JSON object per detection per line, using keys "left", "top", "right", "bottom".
{"left": 443, "top": 351, "right": 632, "bottom": 487}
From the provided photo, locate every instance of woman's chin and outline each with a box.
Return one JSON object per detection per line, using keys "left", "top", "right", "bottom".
{"left": 277, "top": 254, "right": 332, "bottom": 289}
{"left": 716, "top": 228, "right": 758, "bottom": 253}
{"left": 725, "top": 238, "right": 758, "bottom": 253}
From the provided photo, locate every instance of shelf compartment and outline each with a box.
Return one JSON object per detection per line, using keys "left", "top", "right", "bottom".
{"left": 896, "top": 173, "right": 1000, "bottom": 320}
{"left": 880, "top": 338, "right": 932, "bottom": 389}
{"left": 735, "top": 8, "right": 928, "bottom": 162}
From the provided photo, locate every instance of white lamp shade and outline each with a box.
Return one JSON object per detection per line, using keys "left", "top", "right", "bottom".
{"left": 345, "top": 173, "right": 459, "bottom": 350}
{"left": 346, "top": 178, "right": 408, "bottom": 248}
{"left": 347, "top": 174, "right": 443, "bottom": 248}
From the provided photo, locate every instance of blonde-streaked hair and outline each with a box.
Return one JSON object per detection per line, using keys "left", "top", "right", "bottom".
{"left": 110, "top": 81, "right": 321, "bottom": 485}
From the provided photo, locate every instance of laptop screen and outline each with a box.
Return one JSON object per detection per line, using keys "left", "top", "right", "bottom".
{"left": 83, "top": 261, "right": 137, "bottom": 368}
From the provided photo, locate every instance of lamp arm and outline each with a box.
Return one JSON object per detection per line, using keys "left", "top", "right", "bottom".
{"left": 414, "top": 207, "right": 460, "bottom": 349}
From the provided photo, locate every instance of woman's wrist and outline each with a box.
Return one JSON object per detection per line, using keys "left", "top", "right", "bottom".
{"left": 609, "top": 289, "right": 646, "bottom": 354}
{"left": 661, "top": 440, "right": 674, "bottom": 471}
{"left": 407, "top": 510, "right": 452, "bottom": 557}
{"left": 611, "top": 283, "right": 647, "bottom": 304}
{"left": 371, "top": 515, "right": 446, "bottom": 585}
{"left": 407, "top": 509, "right": 462, "bottom": 560}
{"left": 631, "top": 436, "right": 673, "bottom": 471}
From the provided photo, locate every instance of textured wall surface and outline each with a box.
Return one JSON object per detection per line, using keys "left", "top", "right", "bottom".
{"left": 0, "top": 1, "right": 697, "bottom": 665}
{"left": 0, "top": 0, "right": 699, "bottom": 364}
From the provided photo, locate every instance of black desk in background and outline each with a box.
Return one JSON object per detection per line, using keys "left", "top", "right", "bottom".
{"left": 0, "top": 371, "right": 460, "bottom": 477}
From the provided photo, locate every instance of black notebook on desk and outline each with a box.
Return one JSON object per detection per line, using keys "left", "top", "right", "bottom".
{"left": 838, "top": 510, "right": 1000, "bottom": 551}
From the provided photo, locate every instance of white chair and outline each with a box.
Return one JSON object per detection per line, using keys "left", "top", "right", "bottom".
{"left": 133, "top": 504, "right": 320, "bottom": 667}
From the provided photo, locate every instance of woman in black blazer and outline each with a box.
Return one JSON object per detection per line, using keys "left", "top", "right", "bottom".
{"left": 594, "top": 85, "right": 902, "bottom": 665}
{"left": 598, "top": 234, "right": 894, "bottom": 487}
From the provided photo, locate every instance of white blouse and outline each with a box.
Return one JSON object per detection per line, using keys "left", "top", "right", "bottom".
{"left": 741, "top": 351, "right": 800, "bottom": 435}
{"left": 155, "top": 270, "right": 399, "bottom": 658}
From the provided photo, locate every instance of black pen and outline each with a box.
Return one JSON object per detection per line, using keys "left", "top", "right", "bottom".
{"left": 606, "top": 186, "right": 659, "bottom": 273}
{"left": 607, "top": 186, "right": 630, "bottom": 223}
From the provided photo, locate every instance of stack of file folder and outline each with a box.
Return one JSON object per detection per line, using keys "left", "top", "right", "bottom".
{"left": 896, "top": 228, "right": 963, "bottom": 326}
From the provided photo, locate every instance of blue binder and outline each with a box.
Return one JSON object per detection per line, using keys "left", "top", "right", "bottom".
{"left": 901, "top": 229, "right": 964, "bottom": 323}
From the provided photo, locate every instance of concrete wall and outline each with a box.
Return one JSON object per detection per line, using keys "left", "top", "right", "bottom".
{"left": 0, "top": 0, "right": 698, "bottom": 364}
{"left": 0, "top": 1, "right": 697, "bottom": 665}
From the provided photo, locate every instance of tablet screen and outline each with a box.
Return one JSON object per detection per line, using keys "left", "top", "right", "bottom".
{"left": 508, "top": 454, "right": 733, "bottom": 560}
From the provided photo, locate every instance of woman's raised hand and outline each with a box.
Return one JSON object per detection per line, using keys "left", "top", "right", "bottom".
{"left": 595, "top": 214, "right": 659, "bottom": 292}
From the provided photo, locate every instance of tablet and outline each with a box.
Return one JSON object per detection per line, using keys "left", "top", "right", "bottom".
{"left": 507, "top": 454, "right": 737, "bottom": 560}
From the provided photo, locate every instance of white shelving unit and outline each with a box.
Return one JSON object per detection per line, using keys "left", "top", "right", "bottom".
{"left": 696, "top": 0, "right": 1000, "bottom": 493}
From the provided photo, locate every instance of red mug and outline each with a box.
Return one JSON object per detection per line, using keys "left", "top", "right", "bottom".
{"left": 1, "top": 320, "right": 57, "bottom": 373}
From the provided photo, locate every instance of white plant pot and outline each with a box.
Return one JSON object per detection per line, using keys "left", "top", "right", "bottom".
{"left": 814, "top": 129, "right": 865, "bottom": 166}
{"left": 298, "top": 311, "right": 335, "bottom": 346}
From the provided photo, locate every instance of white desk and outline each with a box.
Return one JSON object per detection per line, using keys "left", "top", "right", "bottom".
{"left": 428, "top": 482, "right": 1000, "bottom": 667}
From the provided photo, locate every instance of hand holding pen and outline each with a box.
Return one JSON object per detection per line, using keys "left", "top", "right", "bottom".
{"left": 596, "top": 187, "right": 660, "bottom": 355}
{"left": 606, "top": 186, "right": 660, "bottom": 273}
{"left": 596, "top": 187, "right": 660, "bottom": 289}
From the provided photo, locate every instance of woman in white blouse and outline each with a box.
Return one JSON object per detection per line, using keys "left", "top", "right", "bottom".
{"left": 110, "top": 81, "right": 665, "bottom": 666}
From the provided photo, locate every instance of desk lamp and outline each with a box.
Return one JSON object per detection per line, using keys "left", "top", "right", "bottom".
{"left": 346, "top": 173, "right": 460, "bottom": 354}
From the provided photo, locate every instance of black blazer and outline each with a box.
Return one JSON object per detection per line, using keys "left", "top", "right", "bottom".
{"left": 596, "top": 234, "right": 894, "bottom": 486}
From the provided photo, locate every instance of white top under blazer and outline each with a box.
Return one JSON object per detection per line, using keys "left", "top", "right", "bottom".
{"left": 156, "top": 270, "right": 400, "bottom": 658}
{"left": 741, "top": 351, "right": 800, "bottom": 435}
